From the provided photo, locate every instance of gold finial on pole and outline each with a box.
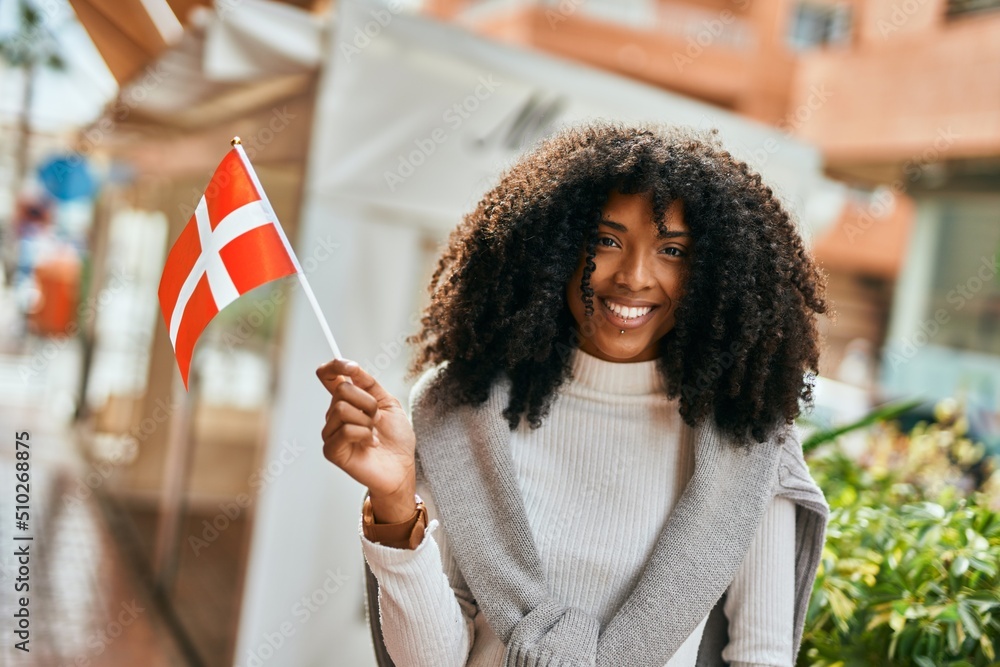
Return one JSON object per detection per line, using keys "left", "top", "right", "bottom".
{"left": 231, "top": 136, "right": 242, "bottom": 146}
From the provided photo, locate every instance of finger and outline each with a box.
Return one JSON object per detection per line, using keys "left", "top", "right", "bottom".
{"left": 332, "top": 381, "right": 379, "bottom": 418}
{"left": 324, "top": 376, "right": 354, "bottom": 419}
{"left": 316, "top": 358, "right": 360, "bottom": 396}
{"left": 317, "top": 358, "right": 393, "bottom": 404}
{"left": 322, "top": 401, "right": 375, "bottom": 440}
{"left": 322, "top": 424, "right": 376, "bottom": 463}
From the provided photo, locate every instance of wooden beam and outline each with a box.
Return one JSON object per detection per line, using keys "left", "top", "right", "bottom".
{"left": 68, "top": 0, "right": 156, "bottom": 83}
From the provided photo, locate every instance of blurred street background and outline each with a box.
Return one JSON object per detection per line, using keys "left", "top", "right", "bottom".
{"left": 0, "top": 0, "right": 998, "bottom": 665}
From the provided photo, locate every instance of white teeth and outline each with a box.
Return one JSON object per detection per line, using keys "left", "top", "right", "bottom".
{"left": 602, "top": 299, "right": 653, "bottom": 320}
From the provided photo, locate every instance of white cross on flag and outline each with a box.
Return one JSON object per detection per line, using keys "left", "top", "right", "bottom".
{"left": 158, "top": 144, "right": 322, "bottom": 389}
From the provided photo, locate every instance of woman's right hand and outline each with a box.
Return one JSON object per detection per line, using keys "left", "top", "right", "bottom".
{"left": 316, "top": 359, "right": 418, "bottom": 523}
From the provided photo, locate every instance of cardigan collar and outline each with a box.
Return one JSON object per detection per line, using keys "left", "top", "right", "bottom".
{"left": 410, "top": 366, "right": 808, "bottom": 667}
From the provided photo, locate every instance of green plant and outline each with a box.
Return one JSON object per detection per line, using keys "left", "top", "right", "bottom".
{"left": 800, "top": 401, "right": 1000, "bottom": 666}
{"left": 802, "top": 494, "right": 1000, "bottom": 666}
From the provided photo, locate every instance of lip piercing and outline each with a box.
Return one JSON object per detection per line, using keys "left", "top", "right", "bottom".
{"left": 619, "top": 329, "right": 625, "bottom": 335}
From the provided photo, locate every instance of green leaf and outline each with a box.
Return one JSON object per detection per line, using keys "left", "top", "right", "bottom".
{"left": 957, "top": 601, "right": 982, "bottom": 639}
{"left": 801, "top": 398, "right": 924, "bottom": 453}
{"left": 947, "top": 620, "right": 961, "bottom": 653}
{"left": 967, "top": 590, "right": 1000, "bottom": 604}
{"left": 969, "top": 555, "right": 998, "bottom": 577}
{"left": 981, "top": 632, "right": 995, "bottom": 661}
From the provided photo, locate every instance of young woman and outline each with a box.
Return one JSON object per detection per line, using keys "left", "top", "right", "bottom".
{"left": 317, "top": 123, "right": 830, "bottom": 667}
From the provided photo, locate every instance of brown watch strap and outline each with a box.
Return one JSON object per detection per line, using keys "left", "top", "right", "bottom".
{"left": 362, "top": 493, "right": 427, "bottom": 550}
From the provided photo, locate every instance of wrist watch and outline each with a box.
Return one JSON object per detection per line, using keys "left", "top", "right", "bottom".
{"left": 362, "top": 492, "right": 427, "bottom": 550}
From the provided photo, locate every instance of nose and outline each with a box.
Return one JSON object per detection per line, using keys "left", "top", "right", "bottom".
{"left": 613, "top": 248, "right": 655, "bottom": 294}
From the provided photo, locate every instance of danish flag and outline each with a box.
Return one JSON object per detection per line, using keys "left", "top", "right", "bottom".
{"left": 158, "top": 144, "right": 301, "bottom": 389}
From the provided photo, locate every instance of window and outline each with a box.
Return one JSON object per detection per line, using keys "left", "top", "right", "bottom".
{"left": 787, "top": 1, "right": 852, "bottom": 50}
{"left": 946, "top": 0, "right": 1000, "bottom": 19}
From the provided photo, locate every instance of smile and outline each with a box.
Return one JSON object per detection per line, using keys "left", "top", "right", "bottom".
{"left": 600, "top": 298, "right": 659, "bottom": 329}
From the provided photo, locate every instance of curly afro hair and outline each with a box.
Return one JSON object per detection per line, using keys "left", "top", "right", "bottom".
{"left": 406, "top": 121, "right": 828, "bottom": 444}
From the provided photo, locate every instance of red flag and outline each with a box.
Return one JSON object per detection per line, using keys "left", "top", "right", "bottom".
{"left": 158, "top": 146, "right": 298, "bottom": 388}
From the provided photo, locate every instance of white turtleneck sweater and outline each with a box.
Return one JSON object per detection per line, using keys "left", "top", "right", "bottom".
{"left": 360, "top": 349, "right": 796, "bottom": 667}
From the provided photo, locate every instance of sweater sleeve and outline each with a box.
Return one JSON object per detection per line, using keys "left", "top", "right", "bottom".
{"left": 721, "top": 494, "right": 797, "bottom": 667}
{"left": 360, "top": 478, "right": 477, "bottom": 666}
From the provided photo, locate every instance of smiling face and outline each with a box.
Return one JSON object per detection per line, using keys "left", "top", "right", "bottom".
{"left": 566, "top": 191, "right": 692, "bottom": 363}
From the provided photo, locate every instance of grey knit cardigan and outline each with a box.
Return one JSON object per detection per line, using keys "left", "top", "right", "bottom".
{"left": 364, "top": 366, "right": 829, "bottom": 667}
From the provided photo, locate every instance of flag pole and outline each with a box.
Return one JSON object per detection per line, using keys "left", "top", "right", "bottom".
{"left": 230, "top": 137, "right": 343, "bottom": 360}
